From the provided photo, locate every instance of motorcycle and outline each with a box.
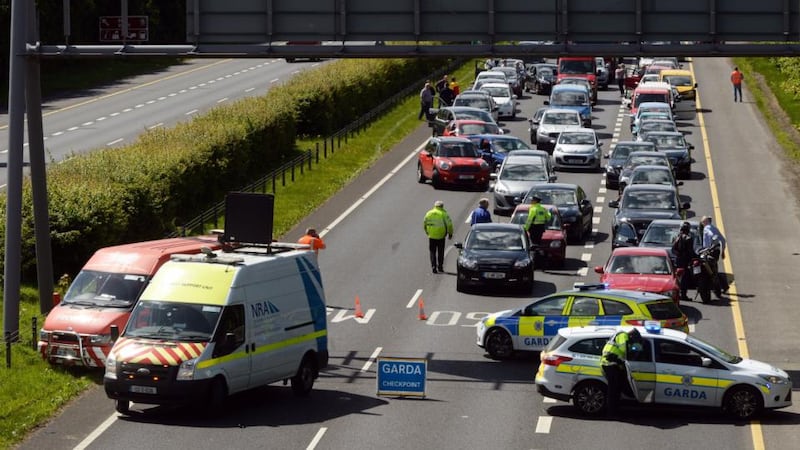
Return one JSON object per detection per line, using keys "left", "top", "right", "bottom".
{"left": 692, "top": 240, "right": 722, "bottom": 303}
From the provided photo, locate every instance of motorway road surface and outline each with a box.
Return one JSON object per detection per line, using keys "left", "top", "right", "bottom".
{"left": 16, "top": 58, "right": 800, "bottom": 450}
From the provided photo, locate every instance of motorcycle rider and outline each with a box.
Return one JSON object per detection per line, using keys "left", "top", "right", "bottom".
{"left": 701, "top": 216, "right": 729, "bottom": 293}
{"left": 671, "top": 221, "right": 696, "bottom": 302}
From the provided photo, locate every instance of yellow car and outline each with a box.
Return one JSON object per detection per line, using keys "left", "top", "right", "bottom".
{"left": 659, "top": 69, "right": 697, "bottom": 100}
{"left": 476, "top": 283, "right": 689, "bottom": 359}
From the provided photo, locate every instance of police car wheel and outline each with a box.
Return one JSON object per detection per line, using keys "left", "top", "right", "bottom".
{"left": 291, "top": 356, "right": 317, "bottom": 396}
{"left": 115, "top": 399, "right": 130, "bottom": 415}
{"left": 485, "top": 329, "right": 514, "bottom": 359}
{"left": 573, "top": 381, "right": 607, "bottom": 416}
{"left": 723, "top": 386, "right": 763, "bottom": 420}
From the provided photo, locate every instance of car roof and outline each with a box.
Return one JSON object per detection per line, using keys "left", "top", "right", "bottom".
{"left": 615, "top": 141, "right": 655, "bottom": 147}
{"left": 470, "top": 134, "right": 522, "bottom": 142}
{"left": 611, "top": 246, "right": 671, "bottom": 257}
{"left": 470, "top": 223, "right": 526, "bottom": 232}
{"left": 552, "top": 84, "right": 588, "bottom": 92}
{"left": 644, "top": 131, "right": 683, "bottom": 137}
{"left": 660, "top": 69, "right": 692, "bottom": 76}
{"left": 638, "top": 101, "right": 671, "bottom": 109}
{"left": 558, "top": 324, "right": 687, "bottom": 340}
{"left": 458, "top": 90, "right": 492, "bottom": 97}
{"left": 624, "top": 183, "right": 677, "bottom": 192}
{"left": 628, "top": 150, "right": 668, "bottom": 158}
{"left": 512, "top": 204, "right": 558, "bottom": 213}
{"left": 560, "top": 285, "right": 675, "bottom": 303}
{"left": 542, "top": 108, "right": 581, "bottom": 115}
{"left": 507, "top": 149, "right": 549, "bottom": 157}
{"left": 530, "top": 182, "right": 578, "bottom": 190}
{"left": 560, "top": 127, "right": 595, "bottom": 134}
{"left": 480, "top": 82, "right": 512, "bottom": 89}
{"left": 434, "top": 136, "right": 474, "bottom": 143}
{"left": 648, "top": 219, "right": 700, "bottom": 227}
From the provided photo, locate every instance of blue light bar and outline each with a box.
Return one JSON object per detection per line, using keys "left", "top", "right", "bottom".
{"left": 644, "top": 320, "right": 661, "bottom": 334}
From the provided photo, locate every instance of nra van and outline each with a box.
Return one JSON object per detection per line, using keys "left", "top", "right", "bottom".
{"left": 38, "top": 236, "right": 222, "bottom": 368}
{"left": 104, "top": 242, "right": 329, "bottom": 414}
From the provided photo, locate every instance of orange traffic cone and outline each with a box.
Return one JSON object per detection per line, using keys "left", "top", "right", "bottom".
{"left": 354, "top": 296, "right": 365, "bottom": 318}
{"left": 417, "top": 297, "right": 427, "bottom": 320}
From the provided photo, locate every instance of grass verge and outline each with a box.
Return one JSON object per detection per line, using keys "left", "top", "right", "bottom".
{"left": 0, "top": 59, "right": 477, "bottom": 449}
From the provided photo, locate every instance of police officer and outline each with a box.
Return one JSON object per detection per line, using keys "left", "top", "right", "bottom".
{"left": 671, "top": 221, "right": 696, "bottom": 302}
{"left": 423, "top": 200, "right": 454, "bottom": 273}
{"left": 600, "top": 328, "right": 642, "bottom": 417}
{"left": 524, "top": 195, "right": 551, "bottom": 246}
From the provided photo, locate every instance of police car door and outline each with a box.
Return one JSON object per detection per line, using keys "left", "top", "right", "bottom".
{"left": 625, "top": 337, "right": 655, "bottom": 403}
{"left": 517, "top": 295, "right": 569, "bottom": 351}
{"left": 653, "top": 338, "right": 719, "bottom": 406}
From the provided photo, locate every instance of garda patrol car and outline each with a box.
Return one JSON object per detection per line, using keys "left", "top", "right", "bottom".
{"left": 476, "top": 284, "right": 688, "bottom": 359}
{"left": 535, "top": 323, "right": 792, "bottom": 419}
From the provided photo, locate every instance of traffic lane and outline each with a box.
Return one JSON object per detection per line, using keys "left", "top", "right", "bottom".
{"left": 692, "top": 57, "right": 800, "bottom": 447}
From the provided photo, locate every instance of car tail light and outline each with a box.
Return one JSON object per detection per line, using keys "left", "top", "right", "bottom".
{"left": 542, "top": 354, "right": 573, "bottom": 367}
{"left": 625, "top": 319, "right": 644, "bottom": 326}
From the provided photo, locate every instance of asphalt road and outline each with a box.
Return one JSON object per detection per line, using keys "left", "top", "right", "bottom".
{"left": 15, "top": 57, "right": 800, "bottom": 450}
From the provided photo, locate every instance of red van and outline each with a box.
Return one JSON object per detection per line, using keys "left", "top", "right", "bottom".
{"left": 38, "top": 235, "right": 222, "bottom": 367}
{"left": 557, "top": 56, "right": 598, "bottom": 98}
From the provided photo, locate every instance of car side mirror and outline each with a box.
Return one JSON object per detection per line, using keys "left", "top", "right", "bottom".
{"left": 549, "top": 175, "right": 558, "bottom": 182}
{"left": 688, "top": 144, "right": 695, "bottom": 150}
{"left": 594, "top": 266, "right": 605, "bottom": 274}
{"left": 543, "top": 100, "right": 550, "bottom": 105}
{"left": 110, "top": 325, "right": 120, "bottom": 342}
{"left": 598, "top": 142, "right": 604, "bottom": 147}
{"left": 682, "top": 202, "right": 691, "bottom": 210}
{"left": 489, "top": 172, "right": 497, "bottom": 181}
{"left": 701, "top": 357, "right": 712, "bottom": 368}
{"left": 608, "top": 200, "right": 620, "bottom": 208}
{"left": 454, "top": 242, "right": 464, "bottom": 249}
{"left": 676, "top": 181, "right": 684, "bottom": 186}
{"left": 604, "top": 153, "right": 610, "bottom": 159}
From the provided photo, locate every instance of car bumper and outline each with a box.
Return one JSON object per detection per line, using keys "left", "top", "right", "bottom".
{"left": 104, "top": 376, "right": 214, "bottom": 406}
{"left": 457, "top": 267, "right": 534, "bottom": 289}
{"left": 492, "top": 192, "right": 522, "bottom": 214}
{"left": 438, "top": 172, "right": 491, "bottom": 187}
{"left": 536, "top": 382, "right": 574, "bottom": 402}
{"left": 553, "top": 152, "right": 601, "bottom": 169}
{"left": 763, "top": 384, "right": 793, "bottom": 410}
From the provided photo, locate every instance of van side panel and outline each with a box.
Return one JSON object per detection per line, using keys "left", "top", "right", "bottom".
{"left": 295, "top": 256, "right": 329, "bottom": 369}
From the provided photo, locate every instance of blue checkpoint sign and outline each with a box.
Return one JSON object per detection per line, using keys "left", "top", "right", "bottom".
{"left": 376, "top": 357, "right": 427, "bottom": 398}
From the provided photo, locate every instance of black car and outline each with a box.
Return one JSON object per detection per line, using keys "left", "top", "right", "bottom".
{"left": 609, "top": 184, "right": 690, "bottom": 247}
{"left": 520, "top": 183, "right": 592, "bottom": 243}
{"left": 643, "top": 131, "right": 695, "bottom": 179}
{"left": 525, "top": 63, "right": 558, "bottom": 95}
{"left": 454, "top": 223, "right": 535, "bottom": 293}
{"left": 617, "top": 150, "right": 670, "bottom": 193}
{"left": 604, "top": 141, "right": 656, "bottom": 190}
{"left": 528, "top": 107, "right": 548, "bottom": 145}
{"left": 429, "top": 106, "right": 497, "bottom": 137}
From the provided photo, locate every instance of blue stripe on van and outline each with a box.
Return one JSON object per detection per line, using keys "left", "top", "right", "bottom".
{"left": 296, "top": 258, "right": 328, "bottom": 351}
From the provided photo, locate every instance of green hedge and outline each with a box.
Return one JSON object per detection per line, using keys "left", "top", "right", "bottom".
{"left": 0, "top": 57, "right": 445, "bottom": 280}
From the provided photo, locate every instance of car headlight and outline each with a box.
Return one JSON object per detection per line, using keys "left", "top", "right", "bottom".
{"left": 549, "top": 241, "right": 562, "bottom": 248}
{"left": 479, "top": 160, "right": 490, "bottom": 169}
{"left": 760, "top": 374, "right": 789, "bottom": 385}
{"left": 177, "top": 357, "right": 199, "bottom": 381}
{"left": 437, "top": 160, "right": 451, "bottom": 170}
{"left": 89, "top": 334, "right": 113, "bottom": 345}
{"left": 494, "top": 184, "right": 509, "bottom": 194}
{"left": 514, "top": 257, "right": 532, "bottom": 268}
{"left": 458, "top": 255, "right": 479, "bottom": 270}
{"left": 39, "top": 329, "right": 49, "bottom": 341}
{"left": 554, "top": 146, "right": 562, "bottom": 153}
{"left": 606, "top": 165, "right": 615, "bottom": 173}
{"left": 105, "top": 353, "right": 118, "bottom": 379}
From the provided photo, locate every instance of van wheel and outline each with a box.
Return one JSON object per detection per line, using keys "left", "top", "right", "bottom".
{"left": 485, "top": 328, "right": 514, "bottom": 359}
{"left": 207, "top": 377, "right": 228, "bottom": 409}
{"left": 723, "top": 386, "right": 763, "bottom": 420}
{"left": 291, "top": 356, "right": 317, "bottom": 396}
{"left": 115, "top": 399, "right": 130, "bottom": 415}
{"left": 573, "top": 381, "right": 607, "bottom": 416}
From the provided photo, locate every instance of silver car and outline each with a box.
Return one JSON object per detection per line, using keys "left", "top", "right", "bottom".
{"left": 552, "top": 128, "right": 603, "bottom": 171}
{"left": 492, "top": 150, "right": 556, "bottom": 215}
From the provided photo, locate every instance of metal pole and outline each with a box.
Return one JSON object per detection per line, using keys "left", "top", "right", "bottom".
{"left": 62, "top": 0, "right": 70, "bottom": 45}
{"left": 121, "top": 0, "right": 128, "bottom": 44}
{"left": 3, "top": 0, "right": 28, "bottom": 345}
{"left": 27, "top": 0, "right": 55, "bottom": 315}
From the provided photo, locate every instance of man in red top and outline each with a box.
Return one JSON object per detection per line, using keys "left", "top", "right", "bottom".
{"left": 731, "top": 67, "right": 744, "bottom": 102}
{"left": 298, "top": 228, "right": 326, "bottom": 255}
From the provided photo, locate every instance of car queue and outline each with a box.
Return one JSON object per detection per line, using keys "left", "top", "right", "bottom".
{"left": 419, "top": 56, "right": 791, "bottom": 420}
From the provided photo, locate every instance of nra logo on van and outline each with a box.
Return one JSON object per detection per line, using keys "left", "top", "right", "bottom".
{"left": 251, "top": 301, "right": 280, "bottom": 318}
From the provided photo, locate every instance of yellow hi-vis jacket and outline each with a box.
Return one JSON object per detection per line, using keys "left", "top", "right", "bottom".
{"left": 601, "top": 331, "right": 629, "bottom": 367}
{"left": 525, "top": 203, "right": 551, "bottom": 230}
{"left": 424, "top": 206, "right": 454, "bottom": 239}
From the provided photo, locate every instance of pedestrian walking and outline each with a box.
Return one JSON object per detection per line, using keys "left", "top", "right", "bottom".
{"left": 469, "top": 198, "right": 492, "bottom": 225}
{"left": 298, "top": 227, "right": 326, "bottom": 255}
{"left": 731, "top": 67, "right": 744, "bottom": 102}
{"left": 615, "top": 64, "right": 626, "bottom": 95}
{"left": 423, "top": 200, "right": 453, "bottom": 274}
{"left": 524, "top": 195, "right": 551, "bottom": 246}
{"left": 435, "top": 75, "right": 450, "bottom": 107}
{"left": 439, "top": 82, "right": 455, "bottom": 107}
{"left": 419, "top": 81, "right": 434, "bottom": 120}
{"left": 701, "top": 215, "right": 729, "bottom": 292}
{"left": 600, "top": 328, "right": 642, "bottom": 417}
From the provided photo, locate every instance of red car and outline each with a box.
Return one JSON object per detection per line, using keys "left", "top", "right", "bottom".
{"left": 594, "top": 247, "right": 683, "bottom": 304}
{"left": 442, "top": 119, "right": 503, "bottom": 137}
{"left": 416, "top": 136, "right": 492, "bottom": 190}
{"left": 509, "top": 203, "right": 567, "bottom": 268}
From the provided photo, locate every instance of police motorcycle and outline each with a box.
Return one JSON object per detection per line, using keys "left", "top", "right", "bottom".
{"left": 692, "top": 238, "right": 722, "bottom": 303}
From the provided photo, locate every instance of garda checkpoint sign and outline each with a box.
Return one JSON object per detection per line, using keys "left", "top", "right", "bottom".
{"left": 376, "top": 357, "right": 427, "bottom": 398}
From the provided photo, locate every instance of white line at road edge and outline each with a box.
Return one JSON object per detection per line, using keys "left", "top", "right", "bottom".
{"left": 306, "top": 427, "right": 328, "bottom": 450}
{"left": 361, "top": 347, "right": 383, "bottom": 373}
{"left": 319, "top": 143, "right": 425, "bottom": 238}
{"left": 73, "top": 412, "right": 117, "bottom": 450}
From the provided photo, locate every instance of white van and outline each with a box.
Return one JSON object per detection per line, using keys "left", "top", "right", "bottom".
{"left": 103, "top": 242, "right": 328, "bottom": 414}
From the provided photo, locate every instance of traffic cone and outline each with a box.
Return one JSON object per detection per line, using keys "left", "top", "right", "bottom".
{"left": 354, "top": 296, "right": 365, "bottom": 318}
{"left": 417, "top": 297, "right": 427, "bottom": 320}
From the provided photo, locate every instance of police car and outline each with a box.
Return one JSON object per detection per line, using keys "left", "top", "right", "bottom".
{"left": 534, "top": 323, "right": 792, "bottom": 419}
{"left": 475, "top": 284, "right": 688, "bottom": 359}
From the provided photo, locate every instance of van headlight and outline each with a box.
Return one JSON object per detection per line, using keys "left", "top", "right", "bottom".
{"left": 105, "top": 354, "right": 118, "bottom": 379}
{"left": 89, "top": 334, "right": 112, "bottom": 345}
{"left": 177, "top": 358, "right": 199, "bottom": 381}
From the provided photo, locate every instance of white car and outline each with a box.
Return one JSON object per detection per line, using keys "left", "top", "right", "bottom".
{"left": 479, "top": 82, "right": 517, "bottom": 119}
{"left": 552, "top": 128, "right": 603, "bottom": 171}
{"left": 535, "top": 323, "right": 793, "bottom": 419}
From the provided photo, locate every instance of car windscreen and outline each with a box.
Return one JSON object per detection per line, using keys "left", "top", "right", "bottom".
{"left": 622, "top": 190, "right": 676, "bottom": 210}
{"left": 500, "top": 163, "right": 547, "bottom": 181}
{"left": 686, "top": 335, "right": 741, "bottom": 364}
{"left": 551, "top": 92, "right": 588, "bottom": 106}
{"left": 124, "top": 300, "right": 221, "bottom": 341}
{"left": 440, "top": 142, "right": 479, "bottom": 157}
{"left": 558, "top": 132, "right": 595, "bottom": 145}
{"left": 559, "top": 60, "right": 594, "bottom": 74}
{"left": 625, "top": 155, "right": 669, "bottom": 168}
{"left": 635, "top": 92, "right": 670, "bottom": 107}
{"left": 466, "top": 229, "right": 525, "bottom": 251}
{"left": 640, "top": 224, "right": 701, "bottom": 247}
{"left": 525, "top": 188, "right": 577, "bottom": 206}
{"left": 64, "top": 270, "right": 147, "bottom": 308}
{"left": 647, "top": 135, "right": 686, "bottom": 148}
{"left": 639, "top": 122, "right": 676, "bottom": 133}
{"left": 663, "top": 75, "right": 693, "bottom": 87}
{"left": 458, "top": 110, "right": 493, "bottom": 122}
{"left": 492, "top": 139, "right": 530, "bottom": 153}
{"left": 542, "top": 112, "right": 580, "bottom": 125}
{"left": 481, "top": 86, "right": 510, "bottom": 97}
{"left": 609, "top": 255, "right": 670, "bottom": 274}
{"left": 631, "top": 169, "right": 672, "bottom": 185}
{"left": 644, "top": 300, "right": 684, "bottom": 320}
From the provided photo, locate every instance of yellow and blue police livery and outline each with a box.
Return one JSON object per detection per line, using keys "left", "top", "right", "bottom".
{"left": 535, "top": 323, "right": 792, "bottom": 419}
{"left": 476, "top": 284, "right": 688, "bottom": 359}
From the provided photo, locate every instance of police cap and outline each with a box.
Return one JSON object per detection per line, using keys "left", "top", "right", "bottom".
{"left": 530, "top": 195, "right": 542, "bottom": 203}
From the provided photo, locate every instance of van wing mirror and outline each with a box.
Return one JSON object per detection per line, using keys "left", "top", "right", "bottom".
{"left": 110, "top": 325, "right": 119, "bottom": 342}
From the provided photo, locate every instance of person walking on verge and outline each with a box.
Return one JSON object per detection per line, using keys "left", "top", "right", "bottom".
{"left": 731, "top": 67, "right": 744, "bottom": 102}
{"left": 524, "top": 195, "right": 551, "bottom": 246}
{"left": 439, "top": 82, "right": 455, "bottom": 108}
{"left": 615, "top": 64, "right": 626, "bottom": 96}
{"left": 470, "top": 198, "right": 492, "bottom": 225}
{"left": 419, "top": 81, "right": 434, "bottom": 120}
{"left": 298, "top": 228, "right": 326, "bottom": 255}
{"left": 601, "top": 328, "right": 642, "bottom": 417}
{"left": 424, "top": 200, "right": 453, "bottom": 273}
{"left": 701, "top": 215, "right": 729, "bottom": 293}
{"left": 435, "top": 75, "right": 450, "bottom": 107}
{"left": 671, "top": 221, "right": 696, "bottom": 302}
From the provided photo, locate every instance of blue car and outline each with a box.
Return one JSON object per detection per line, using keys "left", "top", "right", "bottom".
{"left": 468, "top": 134, "right": 533, "bottom": 169}
{"left": 544, "top": 84, "right": 592, "bottom": 127}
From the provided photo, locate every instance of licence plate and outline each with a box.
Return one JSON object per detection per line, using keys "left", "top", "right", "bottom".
{"left": 459, "top": 175, "right": 474, "bottom": 180}
{"left": 692, "top": 266, "right": 701, "bottom": 275}
{"left": 484, "top": 272, "right": 506, "bottom": 279}
{"left": 130, "top": 385, "right": 157, "bottom": 394}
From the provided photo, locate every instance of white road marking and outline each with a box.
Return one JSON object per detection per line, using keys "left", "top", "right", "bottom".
{"left": 245, "top": 87, "right": 255, "bottom": 92}
{"left": 543, "top": 397, "right": 557, "bottom": 403}
{"left": 168, "top": 92, "right": 177, "bottom": 97}
{"left": 189, "top": 86, "right": 198, "bottom": 90}
{"left": 122, "top": 108, "right": 132, "bottom": 113}
{"left": 689, "top": 323, "right": 696, "bottom": 333}
{"left": 179, "top": 89, "right": 188, "bottom": 93}
{"left": 577, "top": 267, "right": 589, "bottom": 276}
{"left": 270, "top": 78, "right": 280, "bottom": 83}
{"left": 110, "top": 112, "right": 120, "bottom": 117}
{"left": 584, "top": 242, "right": 594, "bottom": 249}
{"left": 361, "top": 347, "right": 382, "bottom": 372}
{"left": 52, "top": 131, "right": 63, "bottom": 136}
{"left": 596, "top": 196, "right": 605, "bottom": 203}
{"left": 67, "top": 126, "right": 79, "bottom": 131}
{"left": 306, "top": 427, "right": 327, "bottom": 450}
{"left": 134, "top": 104, "right": 144, "bottom": 108}
{"left": 106, "top": 138, "right": 123, "bottom": 146}
{"left": 73, "top": 412, "right": 117, "bottom": 450}
{"left": 407, "top": 289, "right": 423, "bottom": 309}
{"left": 158, "top": 96, "right": 167, "bottom": 101}
{"left": 96, "top": 117, "right": 106, "bottom": 121}
{"left": 147, "top": 123, "right": 163, "bottom": 130}
{"left": 581, "top": 253, "right": 592, "bottom": 262}
{"left": 592, "top": 217, "right": 601, "bottom": 224}
{"left": 217, "top": 97, "right": 229, "bottom": 103}
{"left": 81, "top": 121, "right": 93, "bottom": 126}
{"left": 185, "top": 109, "right": 198, "bottom": 115}
{"left": 593, "top": 206, "right": 603, "bottom": 214}
{"left": 535, "top": 416, "right": 552, "bottom": 433}
{"left": 146, "top": 100, "right": 156, "bottom": 105}
{"left": 598, "top": 187, "right": 607, "bottom": 194}
{"left": 198, "top": 83, "right": 207, "bottom": 87}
